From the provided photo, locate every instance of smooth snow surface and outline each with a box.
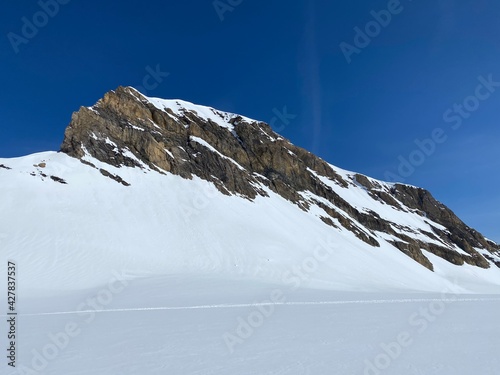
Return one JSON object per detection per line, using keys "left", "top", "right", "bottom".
{"left": 2, "top": 277, "right": 500, "bottom": 375}
{"left": 1, "top": 150, "right": 500, "bottom": 375}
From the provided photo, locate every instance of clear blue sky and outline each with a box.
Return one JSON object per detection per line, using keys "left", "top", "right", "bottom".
{"left": 1, "top": 0, "right": 499, "bottom": 242}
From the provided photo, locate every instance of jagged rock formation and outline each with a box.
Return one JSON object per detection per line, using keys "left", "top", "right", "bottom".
{"left": 60, "top": 86, "right": 500, "bottom": 271}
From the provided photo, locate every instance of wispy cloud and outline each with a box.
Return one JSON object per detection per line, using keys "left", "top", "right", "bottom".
{"left": 299, "top": 0, "right": 322, "bottom": 153}
{"left": 431, "top": 0, "right": 458, "bottom": 48}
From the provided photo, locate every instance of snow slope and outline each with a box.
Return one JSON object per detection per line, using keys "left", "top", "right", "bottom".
{"left": 1, "top": 141, "right": 500, "bottom": 374}
{"left": 2, "top": 275, "right": 500, "bottom": 375}
{"left": 2, "top": 151, "right": 500, "bottom": 296}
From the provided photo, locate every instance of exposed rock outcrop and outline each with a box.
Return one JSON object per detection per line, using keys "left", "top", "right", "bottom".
{"left": 60, "top": 86, "right": 500, "bottom": 271}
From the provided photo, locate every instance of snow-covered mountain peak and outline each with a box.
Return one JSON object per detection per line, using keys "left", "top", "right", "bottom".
{"left": 2, "top": 86, "right": 499, "bottom": 295}
{"left": 125, "top": 87, "right": 259, "bottom": 131}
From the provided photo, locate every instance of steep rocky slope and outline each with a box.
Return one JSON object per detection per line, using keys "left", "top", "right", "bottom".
{"left": 58, "top": 86, "right": 499, "bottom": 271}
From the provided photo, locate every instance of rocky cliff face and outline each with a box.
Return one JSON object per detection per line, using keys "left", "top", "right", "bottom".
{"left": 60, "top": 86, "right": 500, "bottom": 271}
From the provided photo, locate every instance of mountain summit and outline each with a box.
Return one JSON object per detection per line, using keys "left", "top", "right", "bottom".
{"left": 59, "top": 86, "right": 499, "bottom": 273}
{"left": 1, "top": 87, "right": 500, "bottom": 295}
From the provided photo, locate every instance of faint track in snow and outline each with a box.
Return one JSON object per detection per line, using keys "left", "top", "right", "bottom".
{"left": 5, "top": 297, "right": 500, "bottom": 317}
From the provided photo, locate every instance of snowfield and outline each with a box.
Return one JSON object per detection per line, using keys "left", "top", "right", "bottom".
{"left": 3, "top": 277, "right": 500, "bottom": 375}
{"left": 1, "top": 151, "right": 500, "bottom": 375}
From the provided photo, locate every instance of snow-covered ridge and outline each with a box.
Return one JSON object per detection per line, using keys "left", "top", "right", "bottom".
{"left": 3, "top": 87, "right": 500, "bottom": 375}
{"left": 5, "top": 86, "right": 499, "bottom": 299}
{"left": 125, "top": 86, "right": 259, "bottom": 132}
{"left": 2, "top": 150, "right": 500, "bottom": 296}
